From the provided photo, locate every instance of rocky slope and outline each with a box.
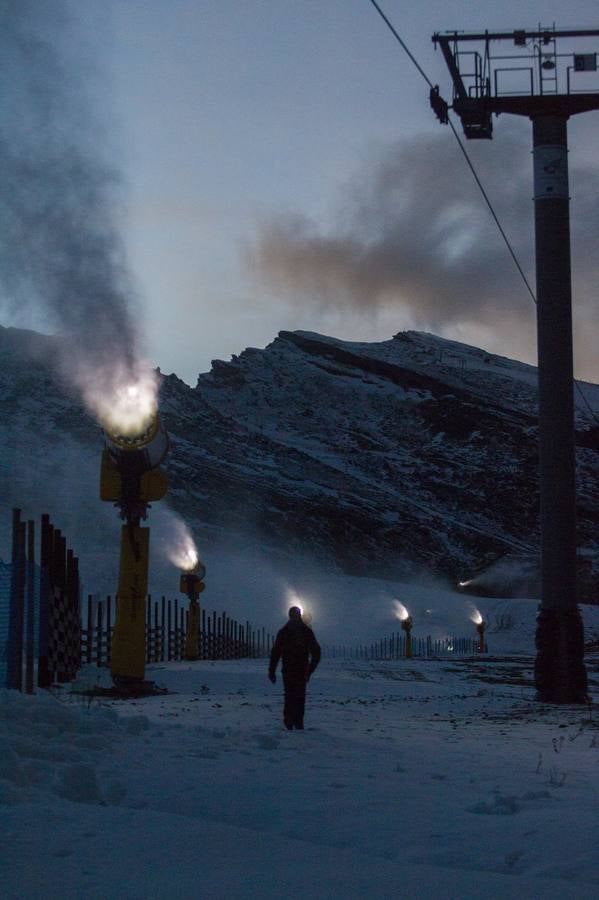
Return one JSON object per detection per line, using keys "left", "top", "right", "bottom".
{"left": 1, "top": 325, "right": 598, "bottom": 595}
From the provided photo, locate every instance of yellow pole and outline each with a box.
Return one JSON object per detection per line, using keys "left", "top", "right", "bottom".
{"left": 185, "top": 599, "right": 200, "bottom": 660}
{"left": 402, "top": 616, "right": 413, "bottom": 658}
{"left": 477, "top": 622, "right": 486, "bottom": 654}
{"left": 110, "top": 525, "right": 150, "bottom": 682}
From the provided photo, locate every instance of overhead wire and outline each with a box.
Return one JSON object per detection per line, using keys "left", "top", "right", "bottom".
{"left": 366, "top": 0, "right": 599, "bottom": 427}
{"left": 445, "top": 119, "right": 537, "bottom": 307}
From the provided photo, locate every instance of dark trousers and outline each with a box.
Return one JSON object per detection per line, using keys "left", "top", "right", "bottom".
{"left": 283, "top": 671, "right": 306, "bottom": 729}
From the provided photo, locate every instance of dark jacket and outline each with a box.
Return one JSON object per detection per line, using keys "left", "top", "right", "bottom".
{"left": 269, "top": 621, "right": 321, "bottom": 679}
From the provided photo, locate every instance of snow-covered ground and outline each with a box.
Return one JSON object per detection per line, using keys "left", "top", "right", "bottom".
{"left": 3, "top": 604, "right": 599, "bottom": 899}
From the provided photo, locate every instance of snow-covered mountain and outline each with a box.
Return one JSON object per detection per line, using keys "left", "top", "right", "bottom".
{"left": 1, "top": 324, "right": 598, "bottom": 597}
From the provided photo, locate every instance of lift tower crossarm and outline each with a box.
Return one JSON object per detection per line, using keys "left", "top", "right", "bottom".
{"left": 433, "top": 29, "right": 599, "bottom": 43}
{"left": 433, "top": 28, "right": 599, "bottom": 138}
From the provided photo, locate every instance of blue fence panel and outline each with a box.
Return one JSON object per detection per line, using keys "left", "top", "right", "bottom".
{"left": 1, "top": 560, "right": 42, "bottom": 689}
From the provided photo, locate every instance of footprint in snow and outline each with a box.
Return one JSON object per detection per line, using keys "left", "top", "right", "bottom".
{"left": 468, "top": 795, "right": 522, "bottom": 815}
{"left": 469, "top": 789, "right": 553, "bottom": 816}
{"left": 253, "top": 734, "right": 280, "bottom": 750}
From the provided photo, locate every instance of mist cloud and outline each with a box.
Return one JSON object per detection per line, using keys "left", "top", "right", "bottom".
{"left": 0, "top": 0, "right": 144, "bottom": 409}
{"left": 249, "top": 127, "right": 599, "bottom": 380}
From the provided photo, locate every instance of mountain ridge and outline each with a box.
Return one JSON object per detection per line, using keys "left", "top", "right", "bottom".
{"left": 1, "top": 324, "right": 598, "bottom": 597}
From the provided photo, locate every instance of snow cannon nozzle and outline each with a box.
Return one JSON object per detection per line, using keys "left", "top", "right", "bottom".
{"left": 180, "top": 560, "right": 206, "bottom": 601}
{"left": 400, "top": 615, "right": 413, "bottom": 634}
{"left": 100, "top": 411, "right": 169, "bottom": 525}
{"left": 104, "top": 411, "right": 169, "bottom": 472}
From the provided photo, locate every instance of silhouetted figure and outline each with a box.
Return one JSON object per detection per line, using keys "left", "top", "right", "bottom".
{"left": 268, "top": 606, "right": 321, "bottom": 730}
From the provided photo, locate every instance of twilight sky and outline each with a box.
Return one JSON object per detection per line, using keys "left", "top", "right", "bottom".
{"left": 5, "top": 0, "right": 599, "bottom": 384}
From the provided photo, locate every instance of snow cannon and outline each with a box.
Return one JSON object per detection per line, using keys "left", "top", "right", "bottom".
{"left": 180, "top": 560, "right": 206, "bottom": 661}
{"left": 469, "top": 608, "right": 486, "bottom": 654}
{"left": 401, "top": 615, "right": 413, "bottom": 659}
{"left": 475, "top": 619, "right": 486, "bottom": 654}
{"left": 99, "top": 402, "right": 169, "bottom": 688}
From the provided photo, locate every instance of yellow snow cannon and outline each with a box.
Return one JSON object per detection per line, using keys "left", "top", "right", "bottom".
{"left": 180, "top": 560, "right": 206, "bottom": 661}
{"left": 100, "top": 403, "right": 168, "bottom": 687}
{"left": 401, "top": 614, "right": 414, "bottom": 659}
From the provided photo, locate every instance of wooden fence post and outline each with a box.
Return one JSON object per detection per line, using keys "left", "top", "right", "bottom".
{"left": 154, "top": 600, "right": 159, "bottom": 663}
{"left": 86, "top": 595, "right": 93, "bottom": 664}
{"left": 146, "top": 595, "right": 152, "bottom": 663}
{"left": 96, "top": 601, "right": 104, "bottom": 668}
{"left": 25, "top": 519, "right": 35, "bottom": 694}
{"left": 38, "top": 514, "right": 52, "bottom": 688}
{"left": 106, "top": 596, "right": 112, "bottom": 663}
{"left": 167, "top": 600, "right": 172, "bottom": 661}
{"left": 54, "top": 531, "right": 67, "bottom": 682}
{"left": 7, "top": 509, "right": 25, "bottom": 690}
{"left": 65, "top": 549, "right": 80, "bottom": 680}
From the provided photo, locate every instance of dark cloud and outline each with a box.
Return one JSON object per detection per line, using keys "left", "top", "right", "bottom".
{"left": 0, "top": 0, "right": 140, "bottom": 387}
{"left": 249, "top": 125, "right": 599, "bottom": 379}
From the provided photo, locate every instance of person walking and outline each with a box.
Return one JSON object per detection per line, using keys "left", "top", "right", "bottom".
{"left": 268, "top": 606, "right": 321, "bottom": 730}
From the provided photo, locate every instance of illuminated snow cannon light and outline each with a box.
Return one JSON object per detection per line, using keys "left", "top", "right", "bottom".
{"left": 470, "top": 608, "right": 487, "bottom": 654}
{"left": 292, "top": 604, "right": 314, "bottom": 626}
{"left": 97, "top": 371, "right": 159, "bottom": 446}
{"left": 285, "top": 590, "right": 313, "bottom": 626}
{"left": 178, "top": 545, "right": 199, "bottom": 572}
{"left": 179, "top": 558, "right": 206, "bottom": 601}
{"left": 180, "top": 555, "right": 206, "bottom": 662}
{"left": 101, "top": 380, "right": 169, "bottom": 524}
{"left": 394, "top": 601, "right": 413, "bottom": 659}
{"left": 99, "top": 375, "right": 169, "bottom": 688}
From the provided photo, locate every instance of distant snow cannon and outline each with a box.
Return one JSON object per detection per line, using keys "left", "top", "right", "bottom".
{"left": 180, "top": 557, "right": 206, "bottom": 662}
{"left": 99, "top": 380, "right": 168, "bottom": 687}
{"left": 471, "top": 608, "right": 486, "bottom": 654}
{"left": 457, "top": 553, "right": 541, "bottom": 599}
{"left": 394, "top": 601, "right": 413, "bottom": 659}
{"left": 284, "top": 590, "right": 314, "bottom": 626}
{"left": 401, "top": 615, "right": 414, "bottom": 658}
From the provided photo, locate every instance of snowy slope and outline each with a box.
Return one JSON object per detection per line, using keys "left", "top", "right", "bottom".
{"left": 1, "top": 324, "right": 598, "bottom": 603}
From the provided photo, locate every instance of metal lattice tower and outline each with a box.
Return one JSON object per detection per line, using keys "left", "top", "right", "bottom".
{"left": 432, "top": 27, "right": 599, "bottom": 703}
